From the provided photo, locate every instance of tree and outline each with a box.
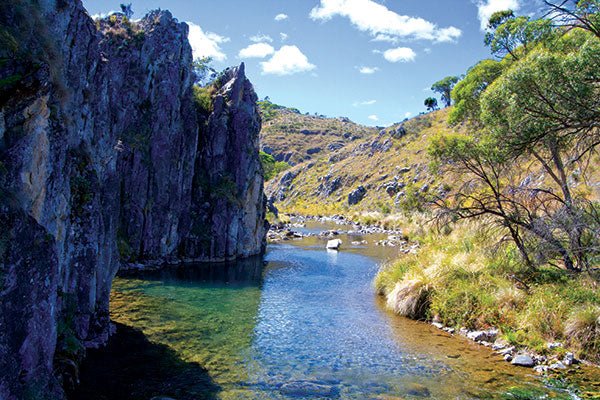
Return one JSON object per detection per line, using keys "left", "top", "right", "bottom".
{"left": 424, "top": 97, "right": 438, "bottom": 112}
{"left": 481, "top": 29, "right": 600, "bottom": 269}
{"left": 543, "top": 0, "right": 600, "bottom": 38}
{"left": 193, "top": 57, "right": 217, "bottom": 86}
{"left": 433, "top": 18, "right": 600, "bottom": 271}
{"left": 120, "top": 3, "right": 133, "bottom": 19}
{"left": 484, "top": 11, "right": 554, "bottom": 59}
{"left": 448, "top": 59, "right": 507, "bottom": 126}
{"left": 431, "top": 76, "right": 460, "bottom": 107}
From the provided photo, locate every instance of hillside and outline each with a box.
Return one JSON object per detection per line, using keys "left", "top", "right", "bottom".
{"left": 264, "top": 108, "right": 461, "bottom": 217}
{"left": 259, "top": 100, "right": 379, "bottom": 166}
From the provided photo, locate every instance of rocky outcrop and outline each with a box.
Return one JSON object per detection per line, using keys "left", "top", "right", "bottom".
{"left": 182, "top": 64, "right": 266, "bottom": 262}
{"left": 348, "top": 186, "right": 367, "bottom": 205}
{"left": 0, "top": 2, "right": 265, "bottom": 399}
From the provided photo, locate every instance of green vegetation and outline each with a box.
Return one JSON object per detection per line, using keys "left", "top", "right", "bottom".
{"left": 192, "top": 85, "right": 214, "bottom": 116}
{"left": 431, "top": 76, "right": 459, "bottom": 108}
{"left": 375, "top": 2, "right": 600, "bottom": 365}
{"left": 424, "top": 97, "right": 438, "bottom": 112}
{"left": 376, "top": 221, "right": 600, "bottom": 361}
{"left": 257, "top": 98, "right": 287, "bottom": 122}
{"left": 259, "top": 151, "right": 290, "bottom": 181}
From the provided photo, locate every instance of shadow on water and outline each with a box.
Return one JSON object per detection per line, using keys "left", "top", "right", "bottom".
{"left": 69, "top": 323, "right": 221, "bottom": 400}
{"left": 119, "top": 255, "right": 266, "bottom": 287}
{"left": 72, "top": 255, "right": 266, "bottom": 399}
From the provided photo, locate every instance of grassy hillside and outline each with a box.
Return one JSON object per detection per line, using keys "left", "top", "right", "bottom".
{"left": 264, "top": 108, "right": 463, "bottom": 218}
{"left": 258, "top": 99, "right": 379, "bottom": 166}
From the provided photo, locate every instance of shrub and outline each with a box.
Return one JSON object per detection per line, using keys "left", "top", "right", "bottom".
{"left": 259, "top": 151, "right": 290, "bottom": 181}
{"left": 193, "top": 85, "right": 214, "bottom": 116}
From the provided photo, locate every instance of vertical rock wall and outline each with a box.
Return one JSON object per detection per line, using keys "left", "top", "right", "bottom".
{"left": 0, "top": 1, "right": 266, "bottom": 398}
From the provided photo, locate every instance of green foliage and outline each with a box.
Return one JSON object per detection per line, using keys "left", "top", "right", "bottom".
{"left": 192, "top": 56, "right": 216, "bottom": 86}
{"left": 212, "top": 175, "right": 240, "bottom": 205}
{"left": 481, "top": 29, "right": 600, "bottom": 157}
{"left": 257, "top": 98, "right": 286, "bottom": 122}
{"left": 423, "top": 97, "right": 438, "bottom": 112}
{"left": 448, "top": 59, "right": 507, "bottom": 126}
{"left": 192, "top": 85, "right": 214, "bottom": 116}
{"left": 484, "top": 14, "right": 553, "bottom": 59}
{"left": 0, "top": 74, "right": 22, "bottom": 90}
{"left": 70, "top": 176, "right": 93, "bottom": 211}
{"left": 431, "top": 76, "right": 460, "bottom": 107}
{"left": 117, "top": 232, "right": 135, "bottom": 262}
{"left": 259, "top": 151, "right": 290, "bottom": 181}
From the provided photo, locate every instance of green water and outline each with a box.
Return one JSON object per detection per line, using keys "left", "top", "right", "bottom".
{"left": 72, "top": 228, "right": 600, "bottom": 399}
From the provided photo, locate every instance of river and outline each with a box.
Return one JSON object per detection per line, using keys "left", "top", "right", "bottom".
{"left": 71, "top": 221, "right": 596, "bottom": 399}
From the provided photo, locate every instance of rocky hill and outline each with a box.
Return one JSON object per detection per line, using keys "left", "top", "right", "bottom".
{"left": 265, "top": 108, "right": 458, "bottom": 216}
{"left": 0, "top": 2, "right": 265, "bottom": 399}
{"left": 259, "top": 101, "right": 379, "bottom": 166}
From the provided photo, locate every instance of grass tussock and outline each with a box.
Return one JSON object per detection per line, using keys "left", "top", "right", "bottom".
{"left": 375, "top": 220, "right": 600, "bottom": 361}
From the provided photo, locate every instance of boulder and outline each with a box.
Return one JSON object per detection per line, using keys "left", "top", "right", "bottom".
{"left": 511, "top": 354, "right": 535, "bottom": 367}
{"left": 327, "top": 239, "right": 343, "bottom": 250}
{"left": 348, "top": 186, "right": 367, "bottom": 205}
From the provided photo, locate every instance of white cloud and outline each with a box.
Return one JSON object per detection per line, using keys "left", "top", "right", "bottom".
{"left": 353, "top": 99, "right": 377, "bottom": 106}
{"left": 372, "top": 34, "right": 399, "bottom": 44}
{"left": 476, "top": 0, "right": 520, "bottom": 30}
{"left": 310, "top": 0, "right": 461, "bottom": 43}
{"left": 239, "top": 43, "right": 275, "bottom": 59}
{"left": 90, "top": 11, "right": 117, "bottom": 19}
{"left": 359, "top": 66, "right": 379, "bottom": 74}
{"left": 404, "top": 112, "right": 412, "bottom": 118}
{"left": 275, "top": 13, "right": 289, "bottom": 21}
{"left": 260, "top": 45, "right": 316, "bottom": 76}
{"left": 368, "top": 114, "right": 379, "bottom": 121}
{"left": 383, "top": 47, "right": 416, "bottom": 63}
{"left": 250, "top": 34, "right": 273, "bottom": 43}
{"left": 187, "top": 22, "right": 229, "bottom": 62}
{"left": 280, "top": 32, "right": 289, "bottom": 42}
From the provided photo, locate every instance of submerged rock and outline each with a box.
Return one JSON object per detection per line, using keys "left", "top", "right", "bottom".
{"left": 280, "top": 381, "right": 339, "bottom": 397}
{"left": 405, "top": 383, "right": 431, "bottom": 397}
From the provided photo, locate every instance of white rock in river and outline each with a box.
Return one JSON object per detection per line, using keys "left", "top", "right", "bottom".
{"left": 326, "top": 239, "right": 343, "bottom": 250}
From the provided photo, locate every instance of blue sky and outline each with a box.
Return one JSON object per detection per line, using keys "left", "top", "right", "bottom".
{"left": 84, "top": 0, "right": 540, "bottom": 126}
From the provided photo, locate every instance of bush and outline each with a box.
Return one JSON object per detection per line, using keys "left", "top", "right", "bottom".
{"left": 193, "top": 85, "right": 214, "bottom": 116}
{"left": 259, "top": 151, "right": 290, "bottom": 181}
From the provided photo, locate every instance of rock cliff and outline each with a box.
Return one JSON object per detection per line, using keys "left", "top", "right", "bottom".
{"left": 0, "top": 2, "right": 266, "bottom": 399}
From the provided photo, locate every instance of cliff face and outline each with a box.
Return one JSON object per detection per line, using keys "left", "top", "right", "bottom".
{"left": 0, "top": 2, "right": 265, "bottom": 399}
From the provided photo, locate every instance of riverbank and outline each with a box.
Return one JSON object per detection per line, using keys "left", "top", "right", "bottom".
{"left": 375, "top": 219, "right": 600, "bottom": 381}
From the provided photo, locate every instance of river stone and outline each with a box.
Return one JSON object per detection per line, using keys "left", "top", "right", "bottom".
{"left": 511, "top": 354, "right": 535, "bottom": 367}
{"left": 327, "top": 239, "right": 343, "bottom": 250}
{"left": 280, "top": 381, "right": 338, "bottom": 397}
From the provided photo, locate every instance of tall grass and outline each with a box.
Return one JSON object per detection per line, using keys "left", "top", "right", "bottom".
{"left": 375, "top": 220, "right": 600, "bottom": 361}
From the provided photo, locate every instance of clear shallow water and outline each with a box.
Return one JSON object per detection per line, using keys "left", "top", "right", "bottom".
{"left": 73, "top": 232, "right": 595, "bottom": 400}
